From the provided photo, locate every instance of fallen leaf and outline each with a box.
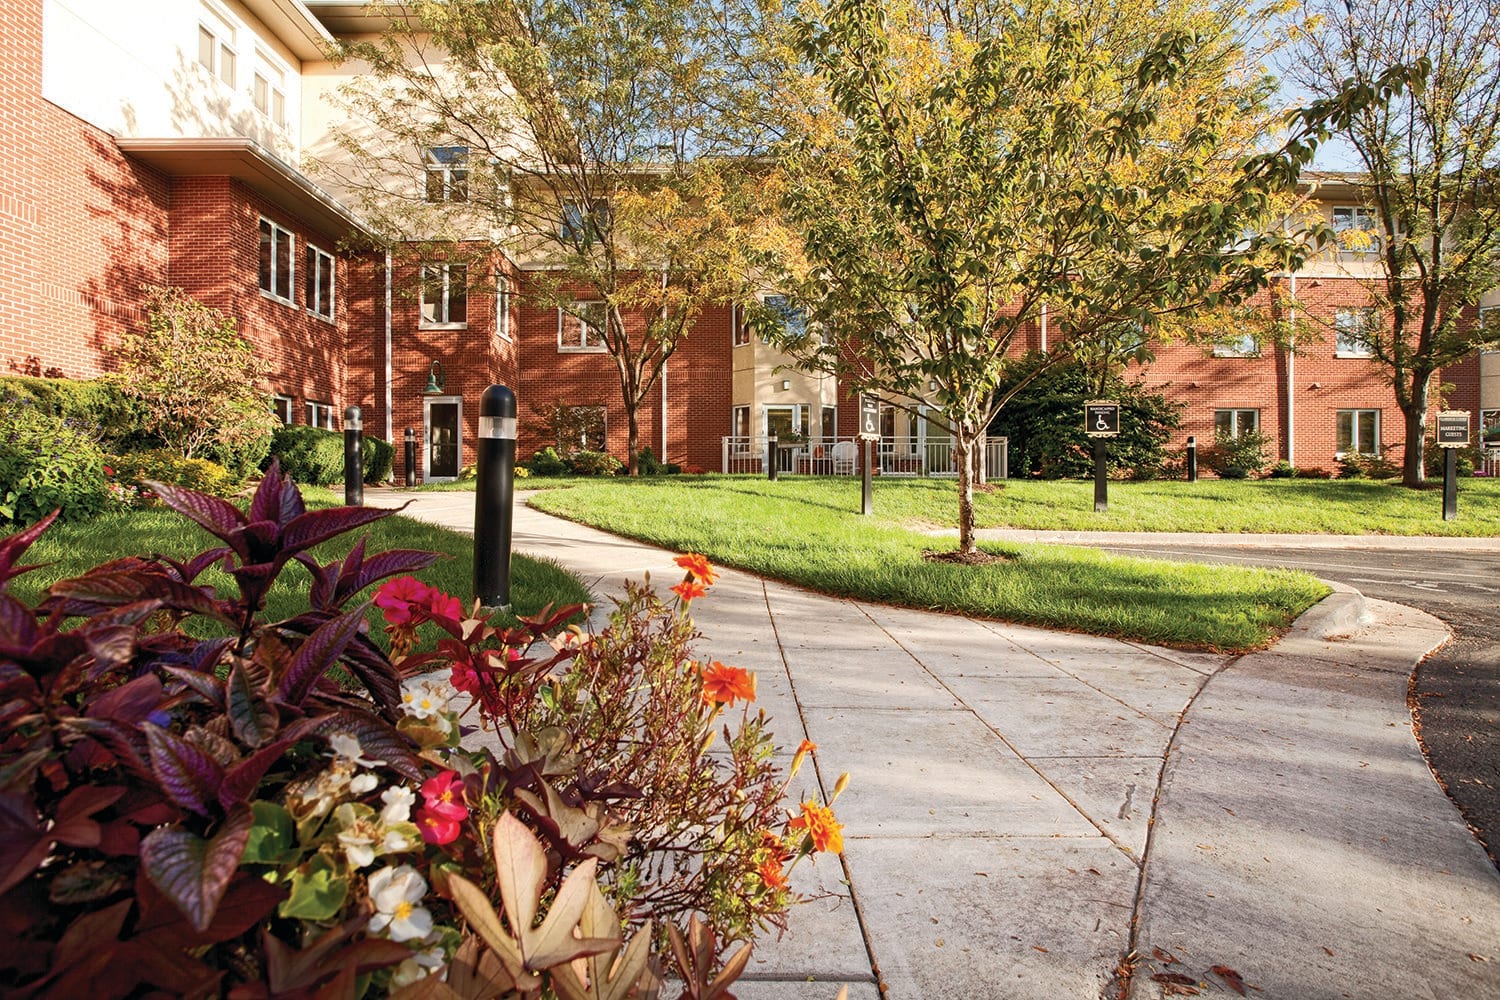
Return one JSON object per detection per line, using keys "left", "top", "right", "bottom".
{"left": 1152, "top": 947, "right": 1180, "bottom": 965}
{"left": 1469, "top": 954, "right": 1490, "bottom": 962}
{"left": 1322, "top": 947, "right": 1335, "bottom": 957}
{"left": 933, "top": 938, "right": 944, "bottom": 948}
{"left": 1151, "top": 972, "right": 1201, "bottom": 996}
{"left": 1033, "top": 946, "right": 1049, "bottom": 954}
{"left": 1087, "top": 868, "right": 1101, "bottom": 876}
{"left": 1210, "top": 965, "right": 1250, "bottom": 996}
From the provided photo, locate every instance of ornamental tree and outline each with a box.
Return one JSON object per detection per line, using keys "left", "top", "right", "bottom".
{"left": 765, "top": 0, "right": 1325, "bottom": 553}
{"left": 1284, "top": 0, "right": 1500, "bottom": 485}
{"left": 322, "top": 0, "right": 780, "bottom": 474}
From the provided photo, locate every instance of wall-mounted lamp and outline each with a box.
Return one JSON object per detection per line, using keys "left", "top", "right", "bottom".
{"left": 928, "top": 379, "right": 937, "bottom": 392}
{"left": 1188, "top": 381, "right": 1200, "bottom": 389}
{"left": 423, "top": 361, "right": 446, "bottom": 395}
{"left": 780, "top": 379, "right": 791, "bottom": 391}
{"left": 1308, "top": 382, "right": 1323, "bottom": 390}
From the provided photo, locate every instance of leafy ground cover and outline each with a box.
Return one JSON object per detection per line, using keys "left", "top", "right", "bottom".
{"left": 526, "top": 478, "right": 1332, "bottom": 652}
{"left": 11, "top": 488, "right": 591, "bottom": 636}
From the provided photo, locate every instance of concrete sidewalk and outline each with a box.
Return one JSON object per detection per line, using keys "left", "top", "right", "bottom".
{"left": 370, "top": 491, "right": 1500, "bottom": 999}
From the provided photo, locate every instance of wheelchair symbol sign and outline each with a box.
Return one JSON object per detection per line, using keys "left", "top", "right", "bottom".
{"left": 1085, "top": 401, "right": 1121, "bottom": 438}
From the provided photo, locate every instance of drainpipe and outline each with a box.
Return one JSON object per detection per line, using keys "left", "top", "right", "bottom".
{"left": 384, "top": 251, "right": 393, "bottom": 443}
{"left": 1287, "top": 272, "right": 1297, "bottom": 466}
{"left": 1040, "top": 301, "right": 1048, "bottom": 352}
{"left": 661, "top": 357, "right": 668, "bottom": 460}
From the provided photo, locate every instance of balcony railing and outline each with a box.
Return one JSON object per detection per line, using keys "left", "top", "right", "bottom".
{"left": 721, "top": 435, "right": 1008, "bottom": 480}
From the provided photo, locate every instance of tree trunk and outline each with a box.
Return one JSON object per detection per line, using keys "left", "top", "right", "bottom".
{"left": 955, "top": 431, "right": 975, "bottom": 555}
{"left": 626, "top": 402, "right": 640, "bottom": 476}
{"left": 1401, "top": 384, "right": 1429, "bottom": 487}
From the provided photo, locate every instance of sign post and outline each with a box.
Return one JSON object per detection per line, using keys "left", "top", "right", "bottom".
{"left": 1436, "top": 410, "right": 1470, "bottom": 522}
{"left": 858, "top": 395, "right": 880, "bottom": 516}
{"left": 1084, "top": 400, "right": 1120, "bottom": 513}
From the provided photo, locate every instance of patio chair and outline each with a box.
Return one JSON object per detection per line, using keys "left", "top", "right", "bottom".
{"left": 831, "top": 440, "right": 858, "bottom": 475}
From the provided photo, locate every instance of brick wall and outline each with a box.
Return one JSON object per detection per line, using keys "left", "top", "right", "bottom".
{"left": 0, "top": 0, "right": 169, "bottom": 378}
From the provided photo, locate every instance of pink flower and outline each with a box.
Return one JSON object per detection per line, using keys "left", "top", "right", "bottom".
{"left": 420, "top": 770, "right": 468, "bottom": 822}
{"left": 375, "top": 576, "right": 430, "bottom": 626}
{"left": 416, "top": 807, "right": 461, "bottom": 845}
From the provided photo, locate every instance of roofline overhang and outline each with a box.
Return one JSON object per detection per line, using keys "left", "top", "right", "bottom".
{"left": 243, "top": 0, "right": 338, "bottom": 60}
{"left": 115, "top": 136, "right": 376, "bottom": 243}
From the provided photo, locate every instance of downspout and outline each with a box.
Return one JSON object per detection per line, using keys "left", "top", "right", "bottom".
{"left": 1040, "top": 301, "right": 1048, "bottom": 352}
{"left": 1286, "top": 272, "right": 1297, "bottom": 467}
{"left": 384, "top": 251, "right": 393, "bottom": 443}
{"left": 661, "top": 357, "right": 668, "bottom": 459}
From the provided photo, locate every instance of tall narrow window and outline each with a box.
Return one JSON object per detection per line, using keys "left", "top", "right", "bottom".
{"left": 495, "top": 275, "right": 511, "bottom": 341}
{"left": 558, "top": 302, "right": 607, "bottom": 351}
{"left": 272, "top": 395, "right": 294, "bottom": 425}
{"left": 420, "top": 264, "right": 467, "bottom": 326}
{"left": 253, "top": 55, "right": 287, "bottom": 128}
{"left": 1332, "top": 205, "right": 1380, "bottom": 258}
{"left": 732, "top": 303, "right": 750, "bottom": 347}
{"left": 1334, "top": 308, "right": 1376, "bottom": 357}
{"left": 197, "top": 4, "right": 236, "bottom": 87}
{"left": 560, "top": 200, "right": 608, "bottom": 241}
{"left": 424, "top": 147, "right": 470, "bottom": 203}
{"left": 259, "top": 218, "right": 293, "bottom": 303}
{"left": 1336, "top": 409, "right": 1380, "bottom": 456}
{"left": 305, "top": 244, "right": 334, "bottom": 321}
{"left": 764, "top": 295, "right": 807, "bottom": 340}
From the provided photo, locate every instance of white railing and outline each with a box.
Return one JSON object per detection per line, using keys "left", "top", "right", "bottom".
{"left": 1480, "top": 448, "right": 1500, "bottom": 478}
{"left": 721, "top": 435, "right": 1008, "bottom": 480}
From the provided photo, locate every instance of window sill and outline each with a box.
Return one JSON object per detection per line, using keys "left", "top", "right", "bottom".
{"left": 420, "top": 322, "right": 468, "bottom": 331}
{"left": 1334, "top": 351, "right": 1375, "bottom": 359}
{"left": 259, "top": 289, "right": 295, "bottom": 307}
{"left": 557, "top": 345, "right": 608, "bottom": 354}
{"left": 306, "top": 309, "right": 336, "bottom": 324}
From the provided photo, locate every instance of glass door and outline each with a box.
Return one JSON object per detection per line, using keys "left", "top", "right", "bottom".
{"left": 425, "top": 397, "right": 462, "bottom": 481}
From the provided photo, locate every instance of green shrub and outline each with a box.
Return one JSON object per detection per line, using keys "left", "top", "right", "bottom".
{"left": 203, "top": 431, "right": 272, "bottom": 481}
{"left": 1338, "top": 452, "right": 1400, "bottom": 479}
{"left": 265, "top": 425, "right": 345, "bottom": 485}
{"left": 1203, "top": 429, "right": 1269, "bottom": 479}
{"left": 569, "top": 449, "right": 624, "bottom": 476}
{"left": 0, "top": 397, "right": 107, "bottom": 526}
{"left": 1424, "top": 439, "right": 1477, "bottom": 478}
{"left": 638, "top": 445, "right": 664, "bottom": 475}
{"left": 527, "top": 446, "right": 571, "bottom": 476}
{"left": 0, "top": 375, "right": 149, "bottom": 451}
{"left": 105, "top": 449, "right": 238, "bottom": 498}
{"left": 1268, "top": 460, "right": 1298, "bottom": 479}
{"left": 362, "top": 434, "right": 395, "bottom": 484}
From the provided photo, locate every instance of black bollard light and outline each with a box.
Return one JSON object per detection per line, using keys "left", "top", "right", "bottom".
{"left": 404, "top": 427, "right": 417, "bottom": 486}
{"left": 474, "top": 385, "right": 517, "bottom": 610}
{"left": 343, "top": 406, "right": 363, "bottom": 506}
{"left": 1186, "top": 435, "right": 1198, "bottom": 483}
{"left": 1443, "top": 447, "right": 1458, "bottom": 521}
{"left": 1093, "top": 438, "right": 1108, "bottom": 513}
{"left": 768, "top": 431, "right": 779, "bottom": 482}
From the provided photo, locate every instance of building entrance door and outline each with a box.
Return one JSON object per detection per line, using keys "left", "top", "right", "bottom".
{"left": 425, "top": 396, "right": 462, "bottom": 481}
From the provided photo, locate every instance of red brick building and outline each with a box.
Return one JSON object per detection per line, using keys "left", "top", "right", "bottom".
{"left": 1, "top": 0, "right": 1485, "bottom": 481}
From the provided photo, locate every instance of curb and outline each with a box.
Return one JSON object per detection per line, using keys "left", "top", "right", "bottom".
{"left": 1288, "top": 578, "right": 1372, "bottom": 643}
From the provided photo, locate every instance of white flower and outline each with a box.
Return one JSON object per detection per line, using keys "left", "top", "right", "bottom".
{"left": 350, "top": 773, "right": 379, "bottom": 795}
{"left": 330, "top": 732, "right": 383, "bottom": 768}
{"left": 381, "top": 786, "right": 416, "bottom": 824}
{"left": 382, "top": 828, "right": 412, "bottom": 853}
{"left": 400, "top": 678, "right": 456, "bottom": 720}
{"left": 390, "top": 945, "right": 445, "bottom": 988}
{"left": 368, "top": 865, "right": 433, "bottom": 942}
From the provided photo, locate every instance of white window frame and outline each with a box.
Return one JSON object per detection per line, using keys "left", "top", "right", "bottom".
{"left": 306, "top": 400, "right": 336, "bottom": 430}
{"left": 252, "top": 51, "right": 288, "bottom": 129}
{"left": 304, "top": 243, "right": 334, "bottom": 321}
{"left": 1481, "top": 408, "right": 1500, "bottom": 447}
{"left": 1334, "top": 308, "right": 1377, "bottom": 358}
{"left": 197, "top": 2, "right": 237, "bottom": 88}
{"left": 1481, "top": 305, "right": 1500, "bottom": 354}
{"left": 272, "top": 394, "right": 294, "bottom": 426}
{"left": 420, "top": 264, "right": 468, "bottom": 328}
{"left": 1332, "top": 205, "right": 1381, "bottom": 259}
{"left": 764, "top": 294, "right": 807, "bottom": 341}
{"left": 1214, "top": 408, "right": 1259, "bottom": 439}
{"left": 1336, "top": 409, "right": 1381, "bottom": 457}
{"left": 424, "top": 146, "right": 470, "bottom": 203}
{"left": 495, "top": 274, "right": 511, "bottom": 341}
{"left": 558, "top": 302, "right": 607, "bottom": 352}
{"left": 731, "top": 404, "right": 750, "bottom": 453}
{"left": 1212, "top": 332, "right": 1259, "bottom": 358}
{"left": 258, "top": 217, "right": 294, "bottom": 304}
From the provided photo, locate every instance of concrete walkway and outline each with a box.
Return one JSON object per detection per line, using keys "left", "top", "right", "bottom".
{"left": 369, "top": 492, "right": 1500, "bottom": 1000}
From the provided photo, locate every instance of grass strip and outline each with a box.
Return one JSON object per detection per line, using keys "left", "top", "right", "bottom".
{"left": 527, "top": 478, "right": 1331, "bottom": 652}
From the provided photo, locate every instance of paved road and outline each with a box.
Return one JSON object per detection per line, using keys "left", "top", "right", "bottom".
{"left": 1091, "top": 541, "right": 1500, "bottom": 868}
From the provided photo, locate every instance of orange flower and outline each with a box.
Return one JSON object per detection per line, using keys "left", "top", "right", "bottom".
{"left": 796, "top": 740, "right": 817, "bottom": 755}
{"left": 788, "top": 800, "right": 844, "bottom": 854}
{"left": 759, "top": 856, "right": 789, "bottom": 891}
{"left": 701, "top": 661, "right": 756, "bottom": 707}
{"left": 671, "top": 578, "right": 708, "bottom": 603}
{"left": 673, "top": 552, "right": 718, "bottom": 585}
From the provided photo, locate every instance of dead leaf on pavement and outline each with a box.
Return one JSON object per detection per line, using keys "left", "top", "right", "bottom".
{"left": 1152, "top": 946, "right": 1180, "bottom": 965}
{"left": 1210, "top": 965, "right": 1253, "bottom": 995}
{"left": 1151, "top": 972, "right": 1201, "bottom": 996}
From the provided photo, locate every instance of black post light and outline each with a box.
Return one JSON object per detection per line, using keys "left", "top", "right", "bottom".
{"left": 343, "top": 406, "right": 363, "bottom": 507}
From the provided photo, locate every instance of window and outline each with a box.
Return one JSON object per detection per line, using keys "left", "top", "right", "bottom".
{"left": 731, "top": 405, "right": 750, "bottom": 452}
{"left": 1212, "top": 332, "right": 1259, "bottom": 358}
{"left": 420, "top": 264, "right": 467, "bottom": 326}
{"left": 253, "top": 55, "right": 286, "bottom": 128}
{"left": 764, "top": 295, "right": 807, "bottom": 341}
{"left": 1482, "top": 305, "right": 1500, "bottom": 353}
{"left": 1336, "top": 409, "right": 1380, "bottom": 457}
{"left": 272, "top": 394, "right": 294, "bottom": 425}
{"left": 732, "top": 303, "right": 750, "bottom": 347}
{"left": 495, "top": 275, "right": 511, "bottom": 341}
{"left": 558, "top": 302, "right": 607, "bottom": 351}
{"left": 1214, "top": 409, "right": 1259, "bottom": 438}
{"left": 1334, "top": 308, "right": 1376, "bottom": 357}
{"left": 1332, "top": 205, "right": 1380, "bottom": 258}
{"left": 1482, "top": 409, "right": 1500, "bottom": 447}
{"left": 197, "top": 3, "right": 236, "bottom": 87}
{"left": 305, "top": 244, "right": 334, "bottom": 321}
{"left": 821, "top": 405, "right": 837, "bottom": 442}
{"left": 560, "top": 200, "right": 607, "bottom": 241}
{"left": 306, "top": 401, "right": 336, "bottom": 430}
{"left": 258, "top": 218, "right": 293, "bottom": 303}
{"left": 424, "top": 147, "right": 469, "bottom": 203}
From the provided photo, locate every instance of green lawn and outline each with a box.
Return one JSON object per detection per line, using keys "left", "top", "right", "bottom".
{"left": 525, "top": 478, "right": 1333, "bottom": 652}
{"left": 8, "top": 493, "right": 592, "bottom": 642}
